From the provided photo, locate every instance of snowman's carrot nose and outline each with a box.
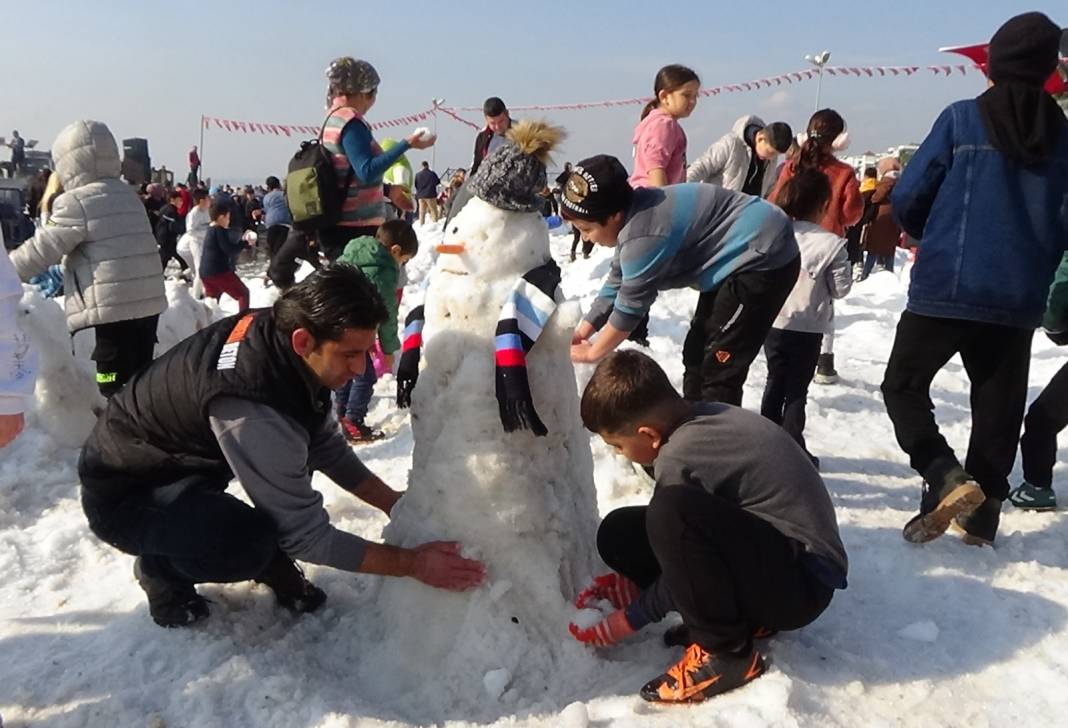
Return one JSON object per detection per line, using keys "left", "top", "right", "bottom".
{"left": 436, "top": 243, "right": 466, "bottom": 255}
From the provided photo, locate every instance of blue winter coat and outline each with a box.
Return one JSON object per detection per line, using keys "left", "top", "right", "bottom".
{"left": 892, "top": 98, "right": 1068, "bottom": 328}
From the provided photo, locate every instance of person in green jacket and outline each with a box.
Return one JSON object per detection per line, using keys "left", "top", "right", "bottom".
{"left": 381, "top": 137, "right": 415, "bottom": 224}
{"left": 1009, "top": 252, "right": 1068, "bottom": 512}
{"left": 334, "top": 219, "right": 418, "bottom": 442}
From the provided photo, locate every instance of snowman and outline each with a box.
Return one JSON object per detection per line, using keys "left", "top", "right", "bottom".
{"left": 357, "top": 121, "right": 603, "bottom": 710}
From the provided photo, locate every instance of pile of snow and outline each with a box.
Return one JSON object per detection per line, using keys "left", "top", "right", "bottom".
{"left": 3, "top": 232, "right": 1068, "bottom": 727}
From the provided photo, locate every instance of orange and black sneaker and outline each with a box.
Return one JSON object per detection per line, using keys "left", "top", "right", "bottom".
{"left": 640, "top": 643, "right": 765, "bottom": 704}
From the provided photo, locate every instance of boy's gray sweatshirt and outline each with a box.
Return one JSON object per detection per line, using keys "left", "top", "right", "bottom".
{"left": 209, "top": 397, "right": 372, "bottom": 572}
{"left": 627, "top": 402, "right": 848, "bottom": 628}
{"left": 584, "top": 184, "right": 799, "bottom": 333}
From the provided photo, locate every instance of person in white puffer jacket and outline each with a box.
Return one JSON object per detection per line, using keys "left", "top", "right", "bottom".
{"left": 0, "top": 226, "right": 37, "bottom": 447}
{"left": 9, "top": 120, "right": 166, "bottom": 398}
{"left": 760, "top": 168, "right": 851, "bottom": 465}
{"left": 686, "top": 114, "right": 793, "bottom": 197}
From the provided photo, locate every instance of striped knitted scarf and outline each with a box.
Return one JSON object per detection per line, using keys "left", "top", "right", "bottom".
{"left": 395, "top": 305, "right": 424, "bottom": 409}
{"left": 392, "top": 260, "right": 561, "bottom": 436}
{"left": 494, "top": 260, "right": 561, "bottom": 436}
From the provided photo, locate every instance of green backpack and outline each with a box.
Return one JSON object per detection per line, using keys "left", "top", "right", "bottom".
{"left": 285, "top": 114, "right": 353, "bottom": 231}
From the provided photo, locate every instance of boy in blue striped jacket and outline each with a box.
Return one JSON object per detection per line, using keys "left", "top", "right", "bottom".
{"left": 561, "top": 155, "right": 800, "bottom": 406}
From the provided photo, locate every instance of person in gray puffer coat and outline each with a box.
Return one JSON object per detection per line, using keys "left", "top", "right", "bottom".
{"left": 10, "top": 120, "right": 166, "bottom": 398}
{"left": 686, "top": 115, "right": 793, "bottom": 197}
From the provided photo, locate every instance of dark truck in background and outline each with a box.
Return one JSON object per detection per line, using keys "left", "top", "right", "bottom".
{"left": 0, "top": 182, "right": 35, "bottom": 250}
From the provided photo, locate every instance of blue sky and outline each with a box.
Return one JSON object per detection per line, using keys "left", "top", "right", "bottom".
{"left": 3, "top": 1, "right": 1063, "bottom": 183}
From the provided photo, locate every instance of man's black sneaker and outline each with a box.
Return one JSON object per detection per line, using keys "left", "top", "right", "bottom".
{"left": 255, "top": 550, "right": 327, "bottom": 614}
{"left": 952, "top": 497, "right": 1002, "bottom": 546}
{"left": 640, "top": 643, "right": 765, "bottom": 704}
{"left": 134, "top": 556, "right": 210, "bottom": 628}
{"left": 902, "top": 462, "right": 985, "bottom": 544}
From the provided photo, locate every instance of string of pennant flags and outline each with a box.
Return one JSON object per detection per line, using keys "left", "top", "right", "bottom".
{"left": 201, "top": 63, "right": 981, "bottom": 136}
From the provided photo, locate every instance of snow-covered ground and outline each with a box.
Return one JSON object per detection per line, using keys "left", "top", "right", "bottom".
{"left": 2, "top": 223, "right": 1067, "bottom": 727}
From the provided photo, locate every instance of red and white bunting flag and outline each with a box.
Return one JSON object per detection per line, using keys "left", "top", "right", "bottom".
{"left": 202, "top": 116, "right": 211, "bottom": 128}
{"left": 222, "top": 119, "right": 233, "bottom": 131}
{"left": 235, "top": 121, "right": 247, "bottom": 133}
{"left": 863, "top": 68, "right": 873, "bottom": 77}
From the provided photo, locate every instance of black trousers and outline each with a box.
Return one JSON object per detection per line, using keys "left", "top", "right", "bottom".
{"left": 81, "top": 472, "right": 277, "bottom": 585}
{"left": 761, "top": 329, "right": 823, "bottom": 452}
{"left": 158, "top": 238, "right": 188, "bottom": 272}
{"left": 90, "top": 314, "right": 159, "bottom": 398}
{"left": 1021, "top": 360, "right": 1068, "bottom": 490}
{"left": 597, "top": 486, "right": 833, "bottom": 651}
{"left": 318, "top": 225, "right": 378, "bottom": 263}
{"left": 682, "top": 256, "right": 801, "bottom": 406}
{"left": 267, "top": 227, "right": 322, "bottom": 289}
{"left": 881, "top": 310, "right": 1033, "bottom": 500}
{"left": 570, "top": 228, "right": 593, "bottom": 260}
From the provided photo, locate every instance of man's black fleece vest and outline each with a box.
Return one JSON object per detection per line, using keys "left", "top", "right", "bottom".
{"left": 80, "top": 310, "right": 331, "bottom": 497}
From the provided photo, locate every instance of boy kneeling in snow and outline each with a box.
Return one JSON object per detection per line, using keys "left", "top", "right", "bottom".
{"left": 570, "top": 350, "right": 847, "bottom": 704}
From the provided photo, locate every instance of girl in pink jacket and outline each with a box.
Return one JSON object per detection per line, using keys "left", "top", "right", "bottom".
{"left": 629, "top": 65, "right": 700, "bottom": 189}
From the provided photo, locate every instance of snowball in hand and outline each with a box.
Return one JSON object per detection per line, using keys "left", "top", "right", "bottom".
{"left": 572, "top": 608, "right": 606, "bottom": 630}
{"left": 412, "top": 126, "right": 436, "bottom": 144}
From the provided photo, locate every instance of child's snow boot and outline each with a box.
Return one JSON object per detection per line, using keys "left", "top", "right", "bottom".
{"left": 813, "top": 354, "right": 838, "bottom": 384}
{"left": 1008, "top": 482, "right": 1057, "bottom": 511}
{"left": 902, "top": 459, "right": 985, "bottom": 543}
{"left": 952, "top": 497, "right": 1002, "bottom": 546}
{"left": 255, "top": 549, "right": 327, "bottom": 614}
{"left": 340, "top": 417, "right": 385, "bottom": 443}
{"left": 134, "top": 555, "right": 210, "bottom": 628}
{"left": 640, "top": 642, "right": 765, "bottom": 703}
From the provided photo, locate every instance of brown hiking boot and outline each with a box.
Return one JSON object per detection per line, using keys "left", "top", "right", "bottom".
{"left": 902, "top": 465, "right": 985, "bottom": 544}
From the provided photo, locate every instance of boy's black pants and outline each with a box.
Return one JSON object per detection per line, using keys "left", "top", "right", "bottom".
{"left": 1021, "top": 360, "right": 1068, "bottom": 490}
{"left": 570, "top": 228, "right": 593, "bottom": 260}
{"left": 158, "top": 238, "right": 188, "bottom": 272}
{"left": 90, "top": 314, "right": 160, "bottom": 398}
{"left": 881, "top": 310, "right": 1033, "bottom": 500}
{"left": 597, "top": 486, "right": 833, "bottom": 651}
{"left": 80, "top": 471, "right": 278, "bottom": 585}
{"left": 761, "top": 329, "right": 823, "bottom": 453}
{"left": 268, "top": 227, "right": 322, "bottom": 289}
{"left": 682, "top": 256, "right": 801, "bottom": 406}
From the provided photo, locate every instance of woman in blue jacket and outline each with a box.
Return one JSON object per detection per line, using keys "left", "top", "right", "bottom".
{"left": 881, "top": 11, "right": 1068, "bottom": 546}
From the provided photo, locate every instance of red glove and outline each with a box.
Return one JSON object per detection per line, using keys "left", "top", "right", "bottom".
{"left": 575, "top": 573, "right": 641, "bottom": 611}
{"left": 569, "top": 610, "right": 636, "bottom": 647}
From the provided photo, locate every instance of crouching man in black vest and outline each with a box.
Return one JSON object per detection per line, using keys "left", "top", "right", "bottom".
{"left": 78, "top": 265, "right": 486, "bottom": 627}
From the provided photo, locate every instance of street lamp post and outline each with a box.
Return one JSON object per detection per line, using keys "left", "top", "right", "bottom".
{"left": 804, "top": 51, "right": 832, "bottom": 111}
{"left": 431, "top": 98, "right": 445, "bottom": 169}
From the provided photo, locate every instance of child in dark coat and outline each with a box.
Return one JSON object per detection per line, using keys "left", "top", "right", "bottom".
{"left": 200, "top": 201, "right": 251, "bottom": 312}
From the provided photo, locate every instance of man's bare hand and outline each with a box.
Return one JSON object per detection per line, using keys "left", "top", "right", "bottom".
{"left": 412, "top": 541, "right": 485, "bottom": 591}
